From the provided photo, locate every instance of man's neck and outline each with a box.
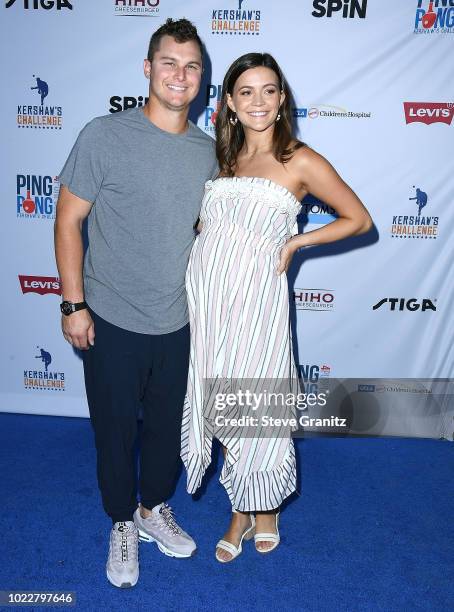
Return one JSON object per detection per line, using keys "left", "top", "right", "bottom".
{"left": 142, "top": 99, "right": 189, "bottom": 135}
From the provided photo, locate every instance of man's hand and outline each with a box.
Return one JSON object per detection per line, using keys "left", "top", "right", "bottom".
{"left": 62, "top": 309, "right": 95, "bottom": 350}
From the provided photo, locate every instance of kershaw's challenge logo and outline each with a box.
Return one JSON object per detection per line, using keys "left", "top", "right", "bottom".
{"left": 19, "top": 275, "right": 61, "bottom": 296}
{"left": 414, "top": 1, "right": 454, "bottom": 34}
{"left": 16, "top": 174, "right": 59, "bottom": 219}
{"left": 24, "top": 347, "right": 65, "bottom": 391}
{"left": 113, "top": 0, "right": 159, "bottom": 17}
{"left": 391, "top": 186, "right": 438, "bottom": 239}
{"left": 17, "top": 76, "right": 63, "bottom": 129}
{"left": 404, "top": 102, "right": 454, "bottom": 125}
{"left": 212, "top": 0, "right": 261, "bottom": 35}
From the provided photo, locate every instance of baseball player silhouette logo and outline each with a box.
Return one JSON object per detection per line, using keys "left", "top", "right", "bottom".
{"left": 409, "top": 187, "right": 428, "bottom": 216}
{"left": 31, "top": 76, "right": 49, "bottom": 106}
{"left": 35, "top": 347, "right": 52, "bottom": 372}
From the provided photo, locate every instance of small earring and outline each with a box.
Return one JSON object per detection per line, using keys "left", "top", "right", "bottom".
{"left": 276, "top": 112, "right": 281, "bottom": 122}
{"left": 229, "top": 113, "right": 238, "bottom": 126}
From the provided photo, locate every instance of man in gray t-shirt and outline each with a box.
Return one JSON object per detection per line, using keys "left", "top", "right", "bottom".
{"left": 55, "top": 19, "right": 217, "bottom": 589}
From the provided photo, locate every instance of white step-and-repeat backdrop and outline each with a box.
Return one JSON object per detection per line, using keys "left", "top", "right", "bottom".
{"left": 1, "top": 0, "right": 453, "bottom": 439}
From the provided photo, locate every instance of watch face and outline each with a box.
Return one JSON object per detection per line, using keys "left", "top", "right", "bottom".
{"left": 61, "top": 301, "right": 73, "bottom": 316}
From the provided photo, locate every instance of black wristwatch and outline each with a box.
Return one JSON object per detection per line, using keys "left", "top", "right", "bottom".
{"left": 60, "top": 300, "right": 88, "bottom": 316}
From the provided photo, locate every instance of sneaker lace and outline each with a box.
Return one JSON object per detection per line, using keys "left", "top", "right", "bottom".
{"left": 159, "top": 503, "right": 182, "bottom": 536}
{"left": 112, "top": 526, "right": 138, "bottom": 563}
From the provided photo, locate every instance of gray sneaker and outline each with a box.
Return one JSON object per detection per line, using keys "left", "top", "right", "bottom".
{"left": 133, "top": 503, "right": 196, "bottom": 558}
{"left": 106, "top": 521, "right": 139, "bottom": 588}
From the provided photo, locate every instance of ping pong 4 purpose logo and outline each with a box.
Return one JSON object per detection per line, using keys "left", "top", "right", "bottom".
{"left": 404, "top": 102, "right": 454, "bottom": 125}
{"left": 16, "top": 174, "right": 60, "bottom": 220}
{"left": 414, "top": 1, "right": 454, "bottom": 34}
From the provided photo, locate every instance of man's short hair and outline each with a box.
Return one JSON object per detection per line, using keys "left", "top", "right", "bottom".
{"left": 147, "top": 18, "right": 204, "bottom": 63}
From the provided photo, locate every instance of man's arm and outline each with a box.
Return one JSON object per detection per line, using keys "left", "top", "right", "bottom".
{"left": 54, "top": 185, "right": 94, "bottom": 350}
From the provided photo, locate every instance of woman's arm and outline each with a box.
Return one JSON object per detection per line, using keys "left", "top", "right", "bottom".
{"left": 277, "top": 147, "right": 373, "bottom": 274}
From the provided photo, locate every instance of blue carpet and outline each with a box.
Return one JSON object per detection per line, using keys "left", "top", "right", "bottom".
{"left": 1, "top": 413, "right": 453, "bottom": 612}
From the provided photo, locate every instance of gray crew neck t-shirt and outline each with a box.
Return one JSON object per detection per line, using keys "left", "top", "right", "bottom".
{"left": 59, "top": 108, "right": 217, "bottom": 334}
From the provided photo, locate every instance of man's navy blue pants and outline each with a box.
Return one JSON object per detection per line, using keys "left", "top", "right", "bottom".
{"left": 82, "top": 308, "right": 190, "bottom": 524}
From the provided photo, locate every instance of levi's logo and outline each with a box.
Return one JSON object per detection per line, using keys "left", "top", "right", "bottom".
{"left": 19, "top": 275, "right": 61, "bottom": 296}
{"left": 404, "top": 102, "right": 454, "bottom": 125}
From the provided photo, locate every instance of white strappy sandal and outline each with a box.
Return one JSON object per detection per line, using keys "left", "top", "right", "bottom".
{"left": 254, "top": 512, "right": 280, "bottom": 554}
{"left": 215, "top": 514, "right": 256, "bottom": 563}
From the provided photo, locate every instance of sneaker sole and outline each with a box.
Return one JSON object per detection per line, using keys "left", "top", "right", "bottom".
{"left": 106, "top": 568, "right": 139, "bottom": 589}
{"left": 137, "top": 529, "right": 196, "bottom": 558}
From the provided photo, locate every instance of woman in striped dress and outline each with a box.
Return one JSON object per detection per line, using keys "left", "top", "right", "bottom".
{"left": 181, "top": 53, "right": 372, "bottom": 562}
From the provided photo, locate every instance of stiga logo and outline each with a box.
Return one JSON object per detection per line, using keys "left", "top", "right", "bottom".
{"left": 211, "top": 0, "right": 261, "bottom": 36}
{"left": 113, "top": 0, "right": 159, "bottom": 17}
{"left": 295, "top": 104, "right": 371, "bottom": 120}
{"left": 5, "top": 0, "right": 72, "bottom": 9}
{"left": 204, "top": 84, "right": 223, "bottom": 133}
{"left": 414, "top": 1, "right": 454, "bottom": 34}
{"left": 24, "top": 347, "right": 65, "bottom": 391}
{"left": 17, "top": 76, "right": 63, "bottom": 129}
{"left": 299, "top": 194, "right": 338, "bottom": 225}
{"left": 391, "top": 186, "right": 438, "bottom": 240}
{"left": 19, "top": 275, "right": 61, "bottom": 296}
{"left": 294, "top": 289, "right": 335, "bottom": 311}
{"left": 109, "top": 95, "right": 148, "bottom": 113}
{"left": 16, "top": 174, "right": 60, "bottom": 220}
{"left": 372, "top": 298, "right": 437, "bottom": 312}
{"left": 299, "top": 364, "right": 331, "bottom": 395}
{"left": 312, "top": 0, "right": 367, "bottom": 18}
{"left": 404, "top": 102, "right": 454, "bottom": 125}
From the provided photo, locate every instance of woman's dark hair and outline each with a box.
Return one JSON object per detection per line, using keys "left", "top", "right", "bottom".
{"left": 147, "top": 18, "right": 204, "bottom": 63}
{"left": 216, "top": 52, "right": 304, "bottom": 177}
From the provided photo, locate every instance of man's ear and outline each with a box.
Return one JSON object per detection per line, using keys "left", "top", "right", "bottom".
{"left": 143, "top": 59, "right": 151, "bottom": 79}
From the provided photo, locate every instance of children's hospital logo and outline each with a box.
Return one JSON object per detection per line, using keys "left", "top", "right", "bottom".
{"left": 390, "top": 186, "right": 439, "bottom": 240}
{"left": 211, "top": 0, "right": 261, "bottom": 36}
{"left": 17, "top": 76, "right": 63, "bottom": 129}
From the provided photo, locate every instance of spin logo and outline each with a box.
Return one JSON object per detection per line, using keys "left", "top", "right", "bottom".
{"left": 293, "top": 288, "right": 335, "bottom": 311}
{"left": 298, "top": 363, "right": 331, "bottom": 395}
{"left": 24, "top": 347, "right": 65, "bottom": 391}
{"left": 414, "top": 1, "right": 454, "bottom": 34}
{"left": 404, "top": 102, "right": 454, "bottom": 125}
{"left": 312, "top": 0, "right": 367, "bottom": 18}
{"left": 113, "top": 0, "right": 159, "bottom": 17}
{"left": 17, "top": 76, "right": 63, "bottom": 129}
{"left": 299, "top": 194, "right": 338, "bottom": 225}
{"left": 5, "top": 0, "right": 73, "bottom": 9}
{"left": 390, "top": 186, "right": 439, "bottom": 240}
{"left": 203, "top": 84, "right": 223, "bottom": 133}
{"left": 211, "top": 0, "right": 261, "bottom": 35}
{"left": 16, "top": 174, "right": 59, "bottom": 220}
{"left": 109, "top": 95, "right": 149, "bottom": 113}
